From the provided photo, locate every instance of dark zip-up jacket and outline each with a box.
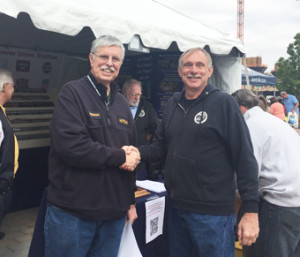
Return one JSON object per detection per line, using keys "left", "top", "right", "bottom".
{"left": 0, "top": 107, "right": 15, "bottom": 193}
{"left": 134, "top": 98, "right": 158, "bottom": 146}
{"left": 139, "top": 84, "right": 259, "bottom": 215}
{"left": 134, "top": 99, "right": 158, "bottom": 171}
{"left": 47, "top": 72, "right": 137, "bottom": 220}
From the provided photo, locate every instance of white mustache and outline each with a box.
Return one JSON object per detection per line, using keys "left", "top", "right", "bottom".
{"left": 100, "top": 65, "right": 115, "bottom": 72}
{"left": 187, "top": 74, "right": 202, "bottom": 78}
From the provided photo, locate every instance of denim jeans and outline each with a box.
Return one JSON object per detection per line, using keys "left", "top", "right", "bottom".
{"left": 243, "top": 199, "right": 300, "bottom": 257}
{"left": 44, "top": 205, "right": 126, "bottom": 257}
{"left": 168, "top": 208, "right": 235, "bottom": 257}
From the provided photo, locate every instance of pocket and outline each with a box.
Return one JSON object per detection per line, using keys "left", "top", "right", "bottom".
{"left": 165, "top": 154, "right": 205, "bottom": 201}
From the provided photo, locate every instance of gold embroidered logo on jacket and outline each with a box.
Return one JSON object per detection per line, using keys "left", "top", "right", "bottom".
{"left": 119, "top": 118, "right": 128, "bottom": 125}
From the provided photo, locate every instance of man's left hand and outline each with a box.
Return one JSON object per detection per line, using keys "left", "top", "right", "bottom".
{"left": 127, "top": 204, "right": 138, "bottom": 225}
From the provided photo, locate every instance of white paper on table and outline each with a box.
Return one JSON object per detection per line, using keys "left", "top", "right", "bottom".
{"left": 145, "top": 196, "right": 165, "bottom": 244}
{"left": 117, "top": 222, "right": 142, "bottom": 257}
{"left": 136, "top": 180, "right": 166, "bottom": 193}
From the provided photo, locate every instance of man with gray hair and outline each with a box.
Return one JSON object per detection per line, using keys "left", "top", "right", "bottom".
{"left": 127, "top": 47, "right": 260, "bottom": 257}
{"left": 122, "top": 78, "right": 158, "bottom": 180}
{"left": 233, "top": 89, "right": 300, "bottom": 257}
{"left": 280, "top": 91, "right": 299, "bottom": 128}
{"left": 45, "top": 35, "right": 140, "bottom": 257}
{"left": 0, "top": 69, "right": 19, "bottom": 240}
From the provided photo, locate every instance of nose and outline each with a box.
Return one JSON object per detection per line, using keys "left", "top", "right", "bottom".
{"left": 106, "top": 57, "right": 113, "bottom": 66}
{"left": 190, "top": 64, "right": 198, "bottom": 73}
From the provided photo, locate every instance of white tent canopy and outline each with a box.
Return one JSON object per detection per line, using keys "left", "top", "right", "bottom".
{"left": 0, "top": 0, "right": 244, "bottom": 92}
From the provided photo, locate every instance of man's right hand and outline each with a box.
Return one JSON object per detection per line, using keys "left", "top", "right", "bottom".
{"left": 120, "top": 146, "right": 140, "bottom": 171}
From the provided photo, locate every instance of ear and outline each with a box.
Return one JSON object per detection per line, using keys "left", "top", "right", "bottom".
{"left": 2, "top": 83, "right": 8, "bottom": 91}
{"left": 89, "top": 53, "right": 94, "bottom": 65}
{"left": 177, "top": 67, "right": 182, "bottom": 78}
{"left": 240, "top": 105, "right": 247, "bottom": 114}
{"left": 208, "top": 65, "right": 214, "bottom": 78}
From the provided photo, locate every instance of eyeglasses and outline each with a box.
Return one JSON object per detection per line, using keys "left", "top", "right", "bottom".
{"left": 6, "top": 82, "right": 15, "bottom": 88}
{"left": 92, "top": 53, "right": 122, "bottom": 64}
{"left": 130, "top": 93, "right": 142, "bottom": 97}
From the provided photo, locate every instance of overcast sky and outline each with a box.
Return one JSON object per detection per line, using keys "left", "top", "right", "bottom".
{"left": 156, "top": 0, "right": 300, "bottom": 72}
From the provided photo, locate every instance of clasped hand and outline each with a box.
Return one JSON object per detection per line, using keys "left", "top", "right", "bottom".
{"left": 120, "top": 146, "right": 141, "bottom": 171}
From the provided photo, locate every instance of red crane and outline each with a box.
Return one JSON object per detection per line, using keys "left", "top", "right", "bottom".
{"left": 237, "top": 0, "right": 244, "bottom": 44}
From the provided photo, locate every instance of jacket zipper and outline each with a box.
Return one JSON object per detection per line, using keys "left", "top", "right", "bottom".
{"left": 87, "top": 75, "right": 111, "bottom": 126}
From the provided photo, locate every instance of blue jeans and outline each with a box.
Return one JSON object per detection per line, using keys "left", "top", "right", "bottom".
{"left": 243, "top": 199, "right": 300, "bottom": 257}
{"left": 168, "top": 208, "right": 235, "bottom": 257}
{"left": 44, "top": 205, "right": 126, "bottom": 257}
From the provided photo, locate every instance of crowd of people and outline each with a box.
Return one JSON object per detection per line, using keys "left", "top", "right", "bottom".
{"left": 0, "top": 34, "right": 299, "bottom": 257}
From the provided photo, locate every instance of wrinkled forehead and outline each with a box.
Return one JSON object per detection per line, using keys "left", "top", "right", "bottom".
{"left": 181, "top": 50, "right": 209, "bottom": 65}
{"left": 129, "top": 83, "right": 142, "bottom": 92}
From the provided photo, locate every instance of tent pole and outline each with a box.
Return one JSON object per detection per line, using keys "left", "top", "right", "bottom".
{"left": 242, "top": 57, "right": 251, "bottom": 90}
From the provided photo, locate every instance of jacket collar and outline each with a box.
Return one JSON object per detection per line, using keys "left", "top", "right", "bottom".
{"left": 173, "top": 83, "right": 219, "bottom": 104}
{"left": 87, "top": 71, "right": 120, "bottom": 103}
{"left": 244, "top": 106, "right": 262, "bottom": 121}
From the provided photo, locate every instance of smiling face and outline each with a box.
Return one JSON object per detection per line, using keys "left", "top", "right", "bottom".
{"left": 89, "top": 45, "right": 123, "bottom": 87}
{"left": 178, "top": 49, "right": 213, "bottom": 99}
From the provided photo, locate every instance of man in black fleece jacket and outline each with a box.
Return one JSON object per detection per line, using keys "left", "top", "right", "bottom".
{"left": 45, "top": 35, "right": 140, "bottom": 257}
{"left": 127, "top": 48, "right": 259, "bottom": 257}
{"left": 122, "top": 78, "right": 158, "bottom": 180}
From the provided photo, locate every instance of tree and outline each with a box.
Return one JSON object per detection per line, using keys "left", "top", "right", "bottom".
{"left": 276, "top": 33, "right": 300, "bottom": 97}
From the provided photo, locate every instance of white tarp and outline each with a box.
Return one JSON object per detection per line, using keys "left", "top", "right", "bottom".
{"left": 0, "top": 0, "right": 244, "bottom": 92}
{"left": 1, "top": 0, "right": 244, "bottom": 55}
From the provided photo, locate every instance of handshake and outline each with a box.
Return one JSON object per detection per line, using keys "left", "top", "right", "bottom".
{"left": 120, "top": 146, "right": 141, "bottom": 171}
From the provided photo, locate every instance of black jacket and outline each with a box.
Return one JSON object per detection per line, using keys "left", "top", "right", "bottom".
{"left": 134, "top": 99, "right": 158, "bottom": 172}
{"left": 134, "top": 98, "right": 158, "bottom": 146}
{"left": 0, "top": 107, "right": 15, "bottom": 193}
{"left": 47, "top": 72, "right": 137, "bottom": 220}
{"left": 139, "top": 84, "right": 259, "bottom": 215}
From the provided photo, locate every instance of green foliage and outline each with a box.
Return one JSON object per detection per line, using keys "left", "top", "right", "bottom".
{"left": 276, "top": 33, "right": 300, "bottom": 97}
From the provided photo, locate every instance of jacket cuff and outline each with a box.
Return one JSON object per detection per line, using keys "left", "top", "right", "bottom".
{"left": 110, "top": 149, "right": 126, "bottom": 167}
{"left": 138, "top": 146, "right": 147, "bottom": 162}
{"left": 241, "top": 200, "right": 259, "bottom": 213}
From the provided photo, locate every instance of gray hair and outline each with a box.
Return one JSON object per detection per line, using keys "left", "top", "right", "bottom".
{"left": 232, "top": 89, "right": 259, "bottom": 109}
{"left": 258, "top": 95, "right": 269, "bottom": 111}
{"left": 280, "top": 91, "right": 287, "bottom": 96}
{"left": 178, "top": 47, "right": 213, "bottom": 69}
{"left": 122, "top": 78, "right": 142, "bottom": 95}
{"left": 0, "top": 69, "right": 13, "bottom": 91}
{"left": 90, "top": 35, "right": 125, "bottom": 61}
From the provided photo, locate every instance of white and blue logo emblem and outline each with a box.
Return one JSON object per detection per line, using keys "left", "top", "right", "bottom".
{"left": 194, "top": 111, "right": 208, "bottom": 124}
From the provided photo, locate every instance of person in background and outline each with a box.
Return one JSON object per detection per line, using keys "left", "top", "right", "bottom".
{"left": 127, "top": 47, "right": 259, "bottom": 257}
{"left": 257, "top": 95, "right": 269, "bottom": 112}
{"left": 122, "top": 79, "right": 158, "bottom": 180}
{"left": 0, "top": 69, "right": 19, "bottom": 240}
{"left": 44, "top": 35, "right": 140, "bottom": 257}
{"left": 280, "top": 91, "right": 299, "bottom": 128}
{"left": 233, "top": 89, "right": 300, "bottom": 257}
{"left": 269, "top": 96, "right": 285, "bottom": 121}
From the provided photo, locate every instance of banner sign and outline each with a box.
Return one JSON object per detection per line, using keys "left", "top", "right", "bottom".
{"left": 0, "top": 46, "right": 65, "bottom": 93}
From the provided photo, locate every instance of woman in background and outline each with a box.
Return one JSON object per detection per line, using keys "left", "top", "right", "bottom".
{"left": 270, "top": 96, "right": 285, "bottom": 121}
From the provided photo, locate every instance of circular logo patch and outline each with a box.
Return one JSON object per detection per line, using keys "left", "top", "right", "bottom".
{"left": 139, "top": 109, "right": 145, "bottom": 117}
{"left": 194, "top": 111, "right": 208, "bottom": 124}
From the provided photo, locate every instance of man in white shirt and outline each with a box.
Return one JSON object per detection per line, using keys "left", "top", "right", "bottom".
{"left": 233, "top": 89, "right": 300, "bottom": 257}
